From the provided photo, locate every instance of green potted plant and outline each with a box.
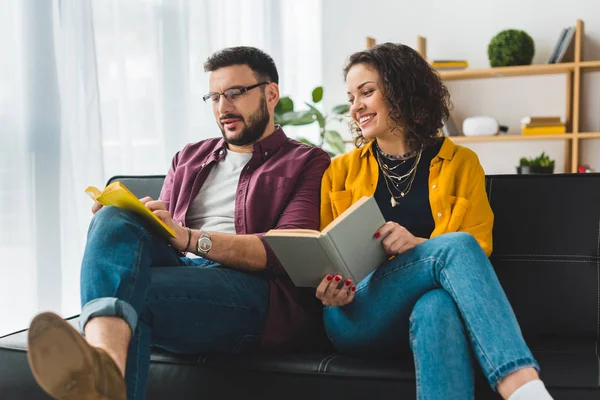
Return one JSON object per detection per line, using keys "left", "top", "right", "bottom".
{"left": 274, "top": 86, "right": 350, "bottom": 157}
{"left": 517, "top": 152, "right": 555, "bottom": 174}
{"left": 488, "top": 29, "right": 535, "bottom": 67}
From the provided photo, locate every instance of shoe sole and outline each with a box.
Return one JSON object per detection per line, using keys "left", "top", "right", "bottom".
{"left": 27, "top": 312, "right": 108, "bottom": 400}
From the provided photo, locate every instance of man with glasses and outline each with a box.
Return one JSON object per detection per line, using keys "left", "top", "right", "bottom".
{"left": 26, "top": 46, "right": 331, "bottom": 400}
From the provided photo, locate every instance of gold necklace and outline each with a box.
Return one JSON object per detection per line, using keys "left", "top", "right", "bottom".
{"left": 376, "top": 147, "right": 422, "bottom": 207}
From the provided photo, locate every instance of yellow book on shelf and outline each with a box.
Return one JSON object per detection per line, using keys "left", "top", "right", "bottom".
{"left": 85, "top": 182, "right": 175, "bottom": 237}
{"left": 521, "top": 125, "right": 566, "bottom": 135}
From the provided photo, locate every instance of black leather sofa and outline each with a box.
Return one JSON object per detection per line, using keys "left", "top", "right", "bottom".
{"left": 1, "top": 173, "right": 599, "bottom": 399}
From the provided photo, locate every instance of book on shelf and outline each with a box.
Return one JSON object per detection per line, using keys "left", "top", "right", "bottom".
{"left": 521, "top": 125, "right": 566, "bottom": 135}
{"left": 431, "top": 60, "right": 468, "bottom": 70}
{"left": 520, "top": 116, "right": 562, "bottom": 125}
{"left": 263, "top": 196, "right": 387, "bottom": 288}
{"left": 548, "top": 26, "right": 575, "bottom": 63}
{"left": 85, "top": 182, "right": 176, "bottom": 238}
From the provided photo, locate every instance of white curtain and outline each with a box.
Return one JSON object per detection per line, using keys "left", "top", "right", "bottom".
{"left": 0, "top": 0, "right": 322, "bottom": 335}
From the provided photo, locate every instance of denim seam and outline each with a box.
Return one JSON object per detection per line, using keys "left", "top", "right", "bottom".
{"left": 486, "top": 357, "right": 539, "bottom": 390}
{"left": 409, "top": 319, "right": 421, "bottom": 400}
{"left": 123, "top": 230, "right": 150, "bottom": 305}
{"left": 131, "top": 329, "right": 141, "bottom": 400}
{"left": 438, "top": 265, "right": 496, "bottom": 377}
{"left": 146, "top": 297, "right": 268, "bottom": 313}
{"left": 354, "top": 257, "right": 440, "bottom": 294}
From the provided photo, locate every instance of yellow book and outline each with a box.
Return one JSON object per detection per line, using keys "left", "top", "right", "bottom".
{"left": 521, "top": 125, "right": 566, "bottom": 135}
{"left": 85, "top": 182, "right": 175, "bottom": 237}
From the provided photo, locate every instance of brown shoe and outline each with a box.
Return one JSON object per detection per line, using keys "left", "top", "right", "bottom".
{"left": 27, "top": 312, "right": 126, "bottom": 400}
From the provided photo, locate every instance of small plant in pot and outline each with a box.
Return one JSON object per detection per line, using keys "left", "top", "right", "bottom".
{"left": 517, "top": 152, "right": 555, "bottom": 174}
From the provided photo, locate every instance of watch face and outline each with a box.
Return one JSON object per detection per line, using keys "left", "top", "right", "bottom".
{"left": 198, "top": 237, "right": 212, "bottom": 252}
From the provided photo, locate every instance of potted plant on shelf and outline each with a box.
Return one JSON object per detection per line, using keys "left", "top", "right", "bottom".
{"left": 274, "top": 86, "right": 350, "bottom": 157}
{"left": 517, "top": 152, "right": 555, "bottom": 174}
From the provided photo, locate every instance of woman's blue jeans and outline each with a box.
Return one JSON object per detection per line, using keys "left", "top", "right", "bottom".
{"left": 324, "top": 232, "right": 539, "bottom": 400}
{"left": 79, "top": 207, "right": 270, "bottom": 400}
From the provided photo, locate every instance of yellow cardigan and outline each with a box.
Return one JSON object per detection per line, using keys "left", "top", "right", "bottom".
{"left": 320, "top": 138, "right": 494, "bottom": 256}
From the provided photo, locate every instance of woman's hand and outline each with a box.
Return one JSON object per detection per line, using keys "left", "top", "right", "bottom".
{"left": 375, "top": 222, "right": 426, "bottom": 256}
{"left": 315, "top": 275, "right": 356, "bottom": 307}
{"left": 143, "top": 198, "right": 189, "bottom": 252}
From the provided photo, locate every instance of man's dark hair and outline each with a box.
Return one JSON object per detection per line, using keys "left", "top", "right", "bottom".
{"left": 204, "top": 46, "right": 279, "bottom": 84}
{"left": 344, "top": 43, "right": 451, "bottom": 150}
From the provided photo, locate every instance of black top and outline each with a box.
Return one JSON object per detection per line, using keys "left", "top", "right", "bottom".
{"left": 374, "top": 138, "right": 444, "bottom": 238}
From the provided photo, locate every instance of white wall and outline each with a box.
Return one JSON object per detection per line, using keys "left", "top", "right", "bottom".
{"left": 321, "top": 0, "right": 600, "bottom": 174}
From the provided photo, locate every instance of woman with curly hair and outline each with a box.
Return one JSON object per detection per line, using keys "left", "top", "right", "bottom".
{"left": 316, "top": 43, "right": 552, "bottom": 400}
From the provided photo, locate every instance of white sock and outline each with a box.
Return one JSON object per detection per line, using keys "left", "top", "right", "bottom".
{"left": 507, "top": 380, "right": 553, "bottom": 400}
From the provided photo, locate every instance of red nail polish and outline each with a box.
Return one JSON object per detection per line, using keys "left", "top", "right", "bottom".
{"left": 345, "top": 279, "right": 352, "bottom": 286}
{"left": 334, "top": 276, "right": 341, "bottom": 282}
{"left": 374, "top": 232, "right": 381, "bottom": 238}
{"left": 351, "top": 286, "right": 356, "bottom": 292}
{"left": 326, "top": 275, "right": 333, "bottom": 281}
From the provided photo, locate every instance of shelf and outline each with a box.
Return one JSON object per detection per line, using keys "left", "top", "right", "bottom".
{"left": 578, "top": 132, "right": 600, "bottom": 139}
{"left": 450, "top": 134, "right": 573, "bottom": 143}
{"left": 580, "top": 61, "right": 600, "bottom": 72}
{"left": 439, "top": 63, "right": 576, "bottom": 81}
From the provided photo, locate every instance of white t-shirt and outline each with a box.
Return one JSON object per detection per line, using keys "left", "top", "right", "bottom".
{"left": 185, "top": 149, "right": 252, "bottom": 234}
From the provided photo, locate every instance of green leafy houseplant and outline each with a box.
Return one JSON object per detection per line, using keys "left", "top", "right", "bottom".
{"left": 274, "top": 86, "right": 350, "bottom": 157}
{"left": 488, "top": 29, "right": 535, "bottom": 67}
{"left": 517, "top": 152, "right": 555, "bottom": 174}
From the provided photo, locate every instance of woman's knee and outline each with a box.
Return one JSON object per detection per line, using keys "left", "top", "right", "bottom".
{"left": 410, "top": 289, "right": 463, "bottom": 332}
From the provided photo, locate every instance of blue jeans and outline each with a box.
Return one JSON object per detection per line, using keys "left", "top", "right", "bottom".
{"left": 324, "top": 232, "right": 539, "bottom": 400}
{"left": 79, "top": 207, "right": 269, "bottom": 400}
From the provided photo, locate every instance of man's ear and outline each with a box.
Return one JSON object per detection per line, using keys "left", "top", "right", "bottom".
{"left": 266, "top": 83, "right": 280, "bottom": 108}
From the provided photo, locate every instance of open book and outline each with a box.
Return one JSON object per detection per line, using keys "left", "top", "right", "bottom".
{"left": 85, "top": 182, "right": 175, "bottom": 238}
{"left": 264, "top": 196, "right": 387, "bottom": 287}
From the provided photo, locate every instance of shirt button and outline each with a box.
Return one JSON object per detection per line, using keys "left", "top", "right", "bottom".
{"left": 201, "top": 163, "right": 205, "bottom": 168}
{"left": 219, "top": 149, "right": 224, "bottom": 154}
{"left": 432, "top": 184, "right": 437, "bottom": 189}
{"left": 437, "top": 213, "right": 442, "bottom": 217}
{"left": 264, "top": 151, "right": 268, "bottom": 157}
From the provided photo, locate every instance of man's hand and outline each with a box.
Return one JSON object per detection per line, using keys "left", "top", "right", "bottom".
{"left": 375, "top": 222, "right": 426, "bottom": 256}
{"left": 315, "top": 275, "right": 356, "bottom": 307}
{"left": 92, "top": 201, "right": 104, "bottom": 214}
{"left": 143, "top": 198, "right": 189, "bottom": 252}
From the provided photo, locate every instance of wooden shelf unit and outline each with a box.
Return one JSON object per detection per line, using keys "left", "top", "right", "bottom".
{"left": 438, "top": 19, "right": 599, "bottom": 173}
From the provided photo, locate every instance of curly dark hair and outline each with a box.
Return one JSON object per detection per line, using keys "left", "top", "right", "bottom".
{"left": 204, "top": 46, "right": 279, "bottom": 84}
{"left": 344, "top": 43, "right": 451, "bottom": 149}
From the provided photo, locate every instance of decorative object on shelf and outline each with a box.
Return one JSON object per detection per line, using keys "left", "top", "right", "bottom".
{"left": 548, "top": 26, "right": 575, "bottom": 63}
{"left": 577, "top": 164, "right": 596, "bottom": 173}
{"left": 462, "top": 116, "right": 507, "bottom": 136}
{"left": 274, "top": 86, "right": 350, "bottom": 157}
{"left": 488, "top": 29, "right": 535, "bottom": 67}
{"left": 517, "top": 152, "right": 555, "bottom": 174}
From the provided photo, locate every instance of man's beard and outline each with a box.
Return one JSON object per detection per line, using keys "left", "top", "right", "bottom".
{"left": 219, "top": 96, "right": 270, "bottom": 146}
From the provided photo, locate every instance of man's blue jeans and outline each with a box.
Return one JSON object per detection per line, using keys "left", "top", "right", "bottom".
{"left": 79, "top": 207, "right": 269, "bottom": 400}
{"left": 324, "top": 232, "right": 539, "bottom": 400}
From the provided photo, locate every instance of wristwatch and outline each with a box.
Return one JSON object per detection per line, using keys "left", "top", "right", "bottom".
{"left": 196, "top": 231, "right": 212, "bottom": 256}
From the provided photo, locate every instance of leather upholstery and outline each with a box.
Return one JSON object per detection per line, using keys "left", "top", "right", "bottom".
{"left": 1, "top": 173, "right": 599, "bottom": 399}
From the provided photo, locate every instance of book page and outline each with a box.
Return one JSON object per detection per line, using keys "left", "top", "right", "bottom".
{"left": 265, "top": 229, "right": 321, "bottom": 238}
{"left": 325, "top": 196, "right": 388, "bottom": 283}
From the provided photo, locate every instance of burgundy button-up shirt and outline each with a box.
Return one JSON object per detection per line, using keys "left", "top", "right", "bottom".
{"left": 159, "top": 127, "right": 331, "bottom": 350}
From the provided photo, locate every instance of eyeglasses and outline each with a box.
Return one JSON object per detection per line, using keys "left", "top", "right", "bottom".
{"left": 203, "top": 82, "right": 269, "bottom": 104}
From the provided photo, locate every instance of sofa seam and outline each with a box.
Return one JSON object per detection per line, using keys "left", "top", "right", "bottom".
{"left": 318, "top": 355, "right": 335, "bottom": 372}
{"left": 488, "top": 259, "right": 594, "bottom": 263}
{"left": 596, "top": 219, "right": 599, "bottom": 346}
{"left": 488, "top": 177, "right": 493, "bottom": 202}
{"left": 492, "top": 253, "right": 596, "bottom": 258}
{"left": 322, "top": 355, "right": 338, "bottom": 372}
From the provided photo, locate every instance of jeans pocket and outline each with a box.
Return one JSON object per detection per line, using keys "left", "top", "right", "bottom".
{"left": 230, "top": 334, "right": 262, "bottom": 354}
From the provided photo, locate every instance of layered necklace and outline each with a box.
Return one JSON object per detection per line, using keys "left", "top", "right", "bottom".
{"left": 374, "top": 142, "right": 423, "bottom": 208}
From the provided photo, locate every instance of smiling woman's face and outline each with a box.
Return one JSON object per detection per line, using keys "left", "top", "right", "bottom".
{"left": 345, "top": 63, "right": 392, "bottom": 141}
